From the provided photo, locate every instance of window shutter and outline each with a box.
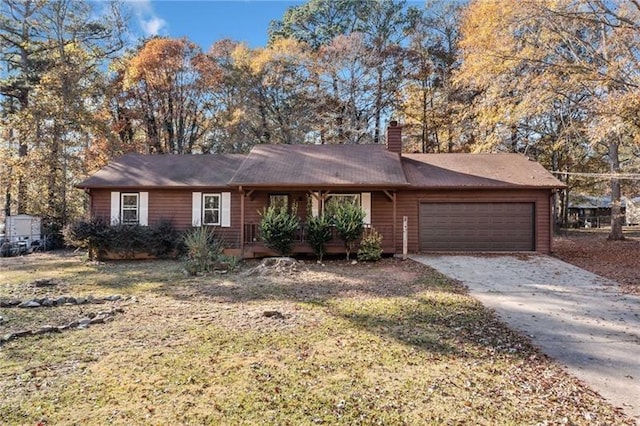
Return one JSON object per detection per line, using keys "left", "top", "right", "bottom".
{"left": 311, "top": 192, "right": 320, "bottom": 217}
{"left": 110, "top": 192, "right": 120, "bottom": 225}
{"left": 139, "top": 192, "right": 149, "bottom": 226}
{"left": 361, "top": 192, "right": 371, "bottom": 225}
{"left": 192, "top": 192, "right": 202, "bottom": 227}
{"left": 221, "top": 192, "right": 231, "bottom": 227}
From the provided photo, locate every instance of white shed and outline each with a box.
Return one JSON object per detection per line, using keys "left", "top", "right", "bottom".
{"left": 4, "top": 214, "right": 42, "bottom": 244}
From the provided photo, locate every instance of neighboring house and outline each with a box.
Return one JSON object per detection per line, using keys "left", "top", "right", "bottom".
{"left": 76, "top": 124, "right": 564, "bottom": 257}
{"left": 567, "top": 194, "right": 640, "bottom": 228}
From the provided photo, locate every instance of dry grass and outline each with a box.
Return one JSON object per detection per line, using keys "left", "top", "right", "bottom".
{"left": 0, "top": 252, "right": 632, "bottom": 425}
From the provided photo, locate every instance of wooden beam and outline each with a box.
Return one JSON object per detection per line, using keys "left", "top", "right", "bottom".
{"left": 383, "top": 190, "right": 395, "bottom": 202}
{"left": 240, "top": 187, "right": 245, "bottom": 258}
{"left": 392, "top": 192, "right": 397, "bottom": 253}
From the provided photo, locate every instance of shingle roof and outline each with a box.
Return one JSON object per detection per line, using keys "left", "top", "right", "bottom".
{"left": 228, "top": 144, "right": 408, "bottom": 188}
{"left": 77, "top": 148, "right": 564, "bottom": 191}
{"left": 76, "top": 153, "right": 246, "bottom": 188}
{"left": 402, "top": 153, "right": 565, "bottom": 189}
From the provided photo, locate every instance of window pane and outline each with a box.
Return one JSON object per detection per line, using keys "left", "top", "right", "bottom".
{"left": 122, "top": 210, "right": 138, "bottom": 223}
{"left": 204, "top": 210, "right": 219, "bottom": 225}
{"left": 122, "top": 195, "right": 138, "bottom": 207}
{"left": 204, "top": 195, "right": 219, "bottom": 209}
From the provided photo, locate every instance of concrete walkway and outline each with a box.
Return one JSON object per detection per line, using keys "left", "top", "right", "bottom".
{"left": 410, "top": 254, "right": 640, "bottom": 423}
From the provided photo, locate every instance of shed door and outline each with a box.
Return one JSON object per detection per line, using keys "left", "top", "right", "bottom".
{"left": 419, "top": 202, "right": 535, "bottom": 251}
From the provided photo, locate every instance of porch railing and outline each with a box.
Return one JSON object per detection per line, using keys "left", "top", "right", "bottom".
{"left": 244, "top": 223, "right": 393, "bottom": 247}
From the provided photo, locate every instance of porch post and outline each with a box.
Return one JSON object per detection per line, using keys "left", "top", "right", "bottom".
{"left": 392, "top": 191, "right": 397, "bottom": 254}
{"left": 240, "top": 186, "right": 245, "bottom": 258}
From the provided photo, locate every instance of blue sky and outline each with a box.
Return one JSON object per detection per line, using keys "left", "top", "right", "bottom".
{"left": 128, "top": 0, "right": 306, "bottom": 49}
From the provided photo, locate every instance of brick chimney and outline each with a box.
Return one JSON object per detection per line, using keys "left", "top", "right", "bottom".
{"left": 387, "top": 120, "right": 402, "bottom": 154}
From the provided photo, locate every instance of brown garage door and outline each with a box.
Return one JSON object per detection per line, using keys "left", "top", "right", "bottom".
{"left": 419, "top": 202, "right": 535, "bottom": 251}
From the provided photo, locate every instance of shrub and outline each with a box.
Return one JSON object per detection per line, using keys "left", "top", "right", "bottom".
{"left": 63, "top": 218, "right": 111, "bottom": 260}
{"left": 149, "top": 220, "right": 182, "bottom": 256}
{"left": 182, "top": 227, "right": 225, "bottom": 275}
{"left": 64, "top": 219, "right": 181, "bottom": 260}
{"left": 259, "top": 202, "right": 300, "bottom": 256}
{"left": 327, "top": 199, "right": 365, "bottom": 260}
{"left": 357, "top": 227, "right": 383, "bottom": 262}
{"left": 307, "top": 214, "right": 333, "bottom": 262}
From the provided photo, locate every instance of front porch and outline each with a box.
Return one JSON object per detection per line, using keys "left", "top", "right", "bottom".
{"left": 241, "top": 223, "right": 395, "bottom": 258}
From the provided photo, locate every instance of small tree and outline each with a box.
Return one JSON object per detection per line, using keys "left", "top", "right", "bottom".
{"left": 307, "top": 214, "right": 333, "bottom": 262}
{"left": 328, "top": 199, "right": 365, "bottom": 260}
{"left": 357, "top": 227, "right": 383, "bottom": 262}
{"left": 259, "top": 202, "right": 300, "bottom": 256}
{"left": 183, "top": 227, "right": 225, "bottom": 275}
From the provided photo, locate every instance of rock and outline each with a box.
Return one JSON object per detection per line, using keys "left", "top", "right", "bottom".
{"left": 89, "top": 315, "right": 106, "bottom": 325}
{"left": 66, "top": 297, "right": 77, "bottom": 305}
{"left": 2, "top": 333, "right": 14, "bottom": 342}
{"left": 12, "top": 330, "right": 31, "bottom": 338}
{"left": 66, "top": 320, "right": 79, "bottom": 328}
{"left": 32, "top": 278, "right": 60, "bottom": 287}
{"left": 57, "top": 325, "right": 69, "bottom": 332}
{"left": 41, "top": 298, "right": 53, "bottom": 307}
{"left": 18, "top": 300, "right": 40, "bottom": 308}
{"left": 35, "top": 326, "right": 59, "bottom": 335}
{"left": 263, "top": 310, "right": 285, "bottom": 319}
{"left": 351, "top": 260, "right": 358, "bottom": 265}
{"left": 78, "top": 318, "right": 91, "bottom": 327}
{"left": 75, "top": 297, "right": 87, "bottom": 305}
{"left": 0, "top": 316, "right": 3, "bottom": 324}
{"left": 103, "top": 295, "right": 121, "bottom": 302}
{"left": 54, "top": 296, "right": 68, "bottom": 306}
{"left": 0, "top": 299, "right": 21, "bottom": 308}
{"left": 87, "top": 312, "right": 96, "bottom": 319}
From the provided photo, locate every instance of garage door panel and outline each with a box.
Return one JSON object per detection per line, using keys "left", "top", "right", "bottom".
{"left": 419, "top": 202, "right": 534, "bottom": 251}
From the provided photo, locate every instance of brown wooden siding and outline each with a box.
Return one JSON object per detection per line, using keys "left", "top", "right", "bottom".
{"left": 89, "top": 188, "right": 243, "bottom": 248}
{"left": 395, "top": 189, "right": 553, "bottom": 254}
{"left": 88, "top": 187, "right": 554, "bottom": 256}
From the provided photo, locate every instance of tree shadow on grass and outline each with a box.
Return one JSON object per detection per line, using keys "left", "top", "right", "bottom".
{"left": 150, "top": 259, "right": 538, "bottom": 360}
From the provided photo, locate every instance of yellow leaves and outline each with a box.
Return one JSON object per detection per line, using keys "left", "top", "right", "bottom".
{"left": 230, "top": 43, "right": 253, "bottom": 70}
{"left": 124, "top": 37, "right": 201, "bottom": 90}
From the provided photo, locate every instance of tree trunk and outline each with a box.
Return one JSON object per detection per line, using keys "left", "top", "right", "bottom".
{"left": 373, "top": 68, "right": 383, "bottom": 144}
{"left": 608, "top": 139, "right": 624, "bottom": 240}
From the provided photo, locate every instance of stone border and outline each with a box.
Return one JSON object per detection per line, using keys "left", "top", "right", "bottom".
{"left": 1, "top": 294, "right": 122, "bottom": 308}
{"left": 0, "top": 307, "right": 124, "bottom": 344}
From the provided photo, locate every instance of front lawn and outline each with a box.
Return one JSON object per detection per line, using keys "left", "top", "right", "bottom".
{"left": 0, "top": 252, "right": 631, "bottom": 424}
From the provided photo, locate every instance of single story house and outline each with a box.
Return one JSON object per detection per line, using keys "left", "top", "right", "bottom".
{"left": 76, "top": 124, "right": 564, "bottom": 257}
{"left": 568, "top": 194, "right": 640, "bottom": 228}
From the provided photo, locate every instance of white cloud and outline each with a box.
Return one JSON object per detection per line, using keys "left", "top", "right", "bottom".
{"left": 140, "top": 16, "right": 166, "bottom": 36}
{"left": 128, "top": 0, "right": 167, "bottom": 37}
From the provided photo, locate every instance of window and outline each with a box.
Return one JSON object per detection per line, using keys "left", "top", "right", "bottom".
{"left": 269, "top": 194, "right": 289, "bottom": 209}
{"left": 121, "top": 193, "right": 139, "bottom": 224}
{"left": 203, "top": 194, "right": 221, "bottom": 225}
{"left": 327, "top": 193, "right": 360, "bottom": 206}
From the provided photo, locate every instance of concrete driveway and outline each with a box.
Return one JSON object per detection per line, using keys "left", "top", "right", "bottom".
{"left": 411, "top": 254, "right": 640, "bottom": 423}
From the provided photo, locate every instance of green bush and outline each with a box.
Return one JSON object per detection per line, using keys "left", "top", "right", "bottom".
{"left": 63, "top": 218, "right": 111, "bottom": 260}
{"left": 64, "top": 219, "right": 181, "bottom": 260}
{"left": 327, "top": 199, "right": 365, "bottom": 260}
{"left": 259, "top": 203, "right": 300, "bottom": 256}
{"left": 307, "top": 214, "right": 333, "bottom": 262}
{"left": 357, "top": 227, "right": 383, "bottom": 262}
{"left": 182, "top": 227, "right": 225, "bottom": 275}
